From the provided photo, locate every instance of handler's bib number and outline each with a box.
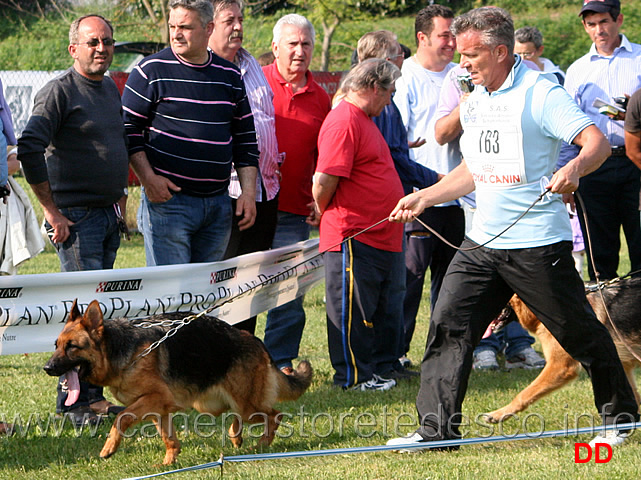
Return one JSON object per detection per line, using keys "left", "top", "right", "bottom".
{"left": 464, "top": 125, "right": 524, "bottom": 186}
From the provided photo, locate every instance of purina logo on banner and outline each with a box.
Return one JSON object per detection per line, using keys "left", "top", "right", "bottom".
{"left": 96, "top": 279, "right": 143, "bottom": 293}
{"left": 0, "top": 287, "right": 22, "bottom": 299}
{"left": 0, "top": 239, "right": 323, "bottom": 356}
{"left": 210, "top": 267, "right": 237, "bottom": 284}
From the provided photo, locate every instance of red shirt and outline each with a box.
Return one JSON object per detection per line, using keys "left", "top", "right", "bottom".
{"left": 263, "top": 62, "right": 331, "bottom": 216}
{"left": 316, "top": 100, "right": 404, "bottom": 252}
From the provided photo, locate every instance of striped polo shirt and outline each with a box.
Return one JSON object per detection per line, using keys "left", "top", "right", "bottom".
{"left": 122, "top": 47, "right": 259, "bottom": 197}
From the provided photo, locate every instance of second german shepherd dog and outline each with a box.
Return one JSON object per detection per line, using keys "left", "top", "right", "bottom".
{"left": 484, "top": 277, "right": 641, "bottom": 424}
{"left": 43, "top": 300, "right": 313, "bottom": 464}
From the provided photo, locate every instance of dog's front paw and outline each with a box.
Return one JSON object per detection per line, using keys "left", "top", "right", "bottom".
{"left": 100, "top": 438, "right": 118, "bottom": 459}
{"left": 482, "top": 409, "right": 514, "bottom": 424}
{"left": 162, "top": 446, "right": 181, "bottom": 465}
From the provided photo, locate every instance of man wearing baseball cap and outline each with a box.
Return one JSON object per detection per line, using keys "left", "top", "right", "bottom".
{"left": 560, "top": 0, "right": 641, "bottom": 284}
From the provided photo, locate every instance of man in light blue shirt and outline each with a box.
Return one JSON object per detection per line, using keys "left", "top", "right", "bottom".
{"left": 560, "top": 0, "right": 641, "bottom": 281}
{"left": 387, "top": 6, "right": 639, "bottom": 452}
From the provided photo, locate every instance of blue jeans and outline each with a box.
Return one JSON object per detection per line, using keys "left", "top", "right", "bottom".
{"left": 475, "top": 321, "right": 535, "bottom": 358}
{"left": 263, "top": 212, "right": 311, "bottom": 369}
{"left": 46, "top": 205, "right": 119, "bottom": 412}
{"left": 138, "top": 190, "right": 232, "bottom": 266}
{"left": 47, "top": 206, "right": 120, "bottom": 272}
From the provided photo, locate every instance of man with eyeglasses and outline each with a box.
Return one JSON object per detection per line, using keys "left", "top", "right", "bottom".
{"left": 514, "top": 26, "right": 565, "bottom": 85}
{"left": 18, "top": 14, "right": 128, "bottom": 426}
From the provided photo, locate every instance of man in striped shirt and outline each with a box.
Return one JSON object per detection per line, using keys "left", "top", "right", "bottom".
{"left": 122, "top": 0, "right": 259, "bottom": 266}
{"left": 209, "top": 0, "right": 281, "bottom": 333}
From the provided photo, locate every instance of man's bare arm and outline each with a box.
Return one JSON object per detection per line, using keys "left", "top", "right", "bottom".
{"left": 624, "top": 130, "right": 641, "bottom": 170}
{"left": 235, "top": 166, "right": 258, "bottom": 231}
{"left": 549, "top": 125, "right": 611, "bottom": 194}
{"left": 312, "top": 172, "right": 340, "bottom": 215}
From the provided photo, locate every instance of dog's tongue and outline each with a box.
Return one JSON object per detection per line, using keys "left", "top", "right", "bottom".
{"left": 64, "top": 370, "right": 80, "bottom": 407}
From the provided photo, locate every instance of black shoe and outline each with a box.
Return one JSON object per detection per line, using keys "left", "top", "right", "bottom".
{"left": 90, "top": 400, "right": 125, "bottom": 416}
{"left": 61, "top": 405, "right": 102, "bottom": 428}
{"left": 380, "top": 366, "right": 419, "bottom": 380}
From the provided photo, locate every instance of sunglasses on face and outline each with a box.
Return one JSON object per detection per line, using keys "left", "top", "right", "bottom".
{"left": 76, "top": 38, "right": 115, "bottom": 48}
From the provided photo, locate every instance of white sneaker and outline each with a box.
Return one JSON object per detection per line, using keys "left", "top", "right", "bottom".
{"left": 589, "top": 429, "right": 629, "bottom": 448}
{"left": 351, "top": 374, "right": 396, "bottom": 392}
{"left": 386, "top": 432, "right": 430, "bottom": 453}
{"left": 387, "top": 432, "right": 459, "bottom": 453}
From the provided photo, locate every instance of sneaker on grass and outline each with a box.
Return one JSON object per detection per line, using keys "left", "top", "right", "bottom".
{"left": 505, "top": 346, "right": 545, "bottom": 370}
{"left": 473, "top": 349, "right": 499, "bottom": 370}
{"left": 386, "top": 432, "right": 460, "bottom": 453}
{"left": 589, "top": 429, "right": 630, "bottom": 448}
{"left": 350, "top": 374, "right": 396, "bottom": 392}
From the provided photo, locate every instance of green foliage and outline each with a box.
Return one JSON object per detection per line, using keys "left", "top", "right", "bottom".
{"left": 0, "top": 0, "right": 640, "bottom": 72}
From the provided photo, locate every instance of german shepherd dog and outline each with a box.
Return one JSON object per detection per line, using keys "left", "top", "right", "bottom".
{"left": 484, "top": 277, "right": 641, "bottom": 424}
{"left": 43, "top": 300, "right": 313, "bottom": 465}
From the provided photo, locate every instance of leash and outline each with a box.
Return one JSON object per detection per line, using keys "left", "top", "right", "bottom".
{"left": 130, "top": 217, "right": 391, "bottom": 363}
{"left": 131, "top": 183, "right": 552, "bottom": 362}
{"left": 575, "top": 192, "right": 641, "bottom": 365}
{"left": 410, "top": 189, "right": 548, "bottom": 251}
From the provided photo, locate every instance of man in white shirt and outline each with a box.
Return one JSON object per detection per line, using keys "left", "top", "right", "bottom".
{"left": 393, "top": 4, "right": 465, "bottom": 363}
{"left": 560, "top": 0, "right": 641, "bottom": 281}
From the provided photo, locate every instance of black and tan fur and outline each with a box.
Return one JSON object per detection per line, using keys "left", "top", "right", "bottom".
{"left": 43, "top": 300, "right": 313, "bottom": 464}
{"left": 484, "top": 277, "right": 641, "bottom": 423}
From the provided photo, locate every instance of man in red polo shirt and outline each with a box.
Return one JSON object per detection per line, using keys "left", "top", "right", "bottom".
{"left": 314, "top": 58, "right": 404, "bottom": 390}
{"left": 262, "top": 13, "right": 331, "bottom": 375}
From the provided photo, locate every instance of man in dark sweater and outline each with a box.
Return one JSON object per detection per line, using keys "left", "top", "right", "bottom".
{"left": 18, "top": 14, "right": 128, "bottom": 426}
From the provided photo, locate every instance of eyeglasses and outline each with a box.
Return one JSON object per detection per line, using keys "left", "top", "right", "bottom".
{"left": 516, "top": 51, "right": 536, "bottom": 59}
{"left": 76, "top": 38, "right": 115, "bottom": 48}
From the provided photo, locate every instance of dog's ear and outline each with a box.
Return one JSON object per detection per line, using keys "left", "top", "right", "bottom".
{"left": 81, "top": 300, "right": 104, "bottom": 333}
{"left": 67, "top": 299, "right": 82, "bottom": 324}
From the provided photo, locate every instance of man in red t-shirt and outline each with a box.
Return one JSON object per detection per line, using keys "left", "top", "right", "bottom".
{"left": 262, "top": 13, "right": 331, "bottom": 375}
{"left": 314, "top": 58, "right": 405, "bottom": 391}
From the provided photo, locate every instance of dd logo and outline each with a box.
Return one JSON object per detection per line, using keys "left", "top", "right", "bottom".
{"left": 574, "top": 443, "right": 613, "bottom": 463}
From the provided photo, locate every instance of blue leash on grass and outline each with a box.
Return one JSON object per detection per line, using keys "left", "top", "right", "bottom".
{"left": 121, "top": 421, "right": 638, "bottom": 480}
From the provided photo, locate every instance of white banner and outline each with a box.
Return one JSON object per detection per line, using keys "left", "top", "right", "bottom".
{"left": 0, "top": 239, "right": 323, "bottom": 355}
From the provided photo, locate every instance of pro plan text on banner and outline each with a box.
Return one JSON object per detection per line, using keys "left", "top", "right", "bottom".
{"left": 0, "top": 239, "right": 323, "bottom": 355}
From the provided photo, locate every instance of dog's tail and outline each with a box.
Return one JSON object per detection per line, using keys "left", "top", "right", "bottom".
{"left": 276, "top": 360, "right": 313, "bottom": 401}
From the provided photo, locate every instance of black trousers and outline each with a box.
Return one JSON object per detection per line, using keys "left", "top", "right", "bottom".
{"left": 576, "top": 155, "right": 641, "bottom": 280}
{"left": 415, "top": 239, "right": 639, "bottom": 440}
{"left": 325, "top": 239, "right": 404, "bottom": 387}
{"left": 402, "top": 205, "right": 465, "bottom": 354}
{"left": 224, "top": 195, "right": 279, "bottom": 333}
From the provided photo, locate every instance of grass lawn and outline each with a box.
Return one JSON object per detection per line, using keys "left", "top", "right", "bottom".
{"left": 0, "top": 181, "right": 639, "bottom": 479}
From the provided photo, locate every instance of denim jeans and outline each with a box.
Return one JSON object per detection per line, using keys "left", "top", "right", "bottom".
{"left": 474, "top": 321, "right": 535, "bottom": 358}
{"left": 46, "top": 205, "right": 120, "bottom": 272}
{"left": 263, "top": 212, "right": 311, "bottom": 369}
{"left": 46, "top": 205, "right": 119, "bottom": 412}
{"left": 138, "top": 190, "right": 232, "bottom": 266}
